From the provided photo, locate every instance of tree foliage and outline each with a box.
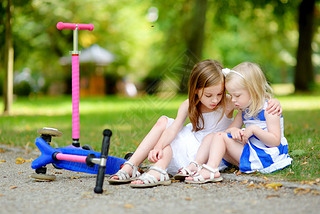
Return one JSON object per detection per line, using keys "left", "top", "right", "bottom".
{"left": 1, "top": 0, "right": 320, "bottom": 95}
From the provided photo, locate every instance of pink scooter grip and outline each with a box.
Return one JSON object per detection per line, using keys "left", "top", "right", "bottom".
{"left": 56, "top": 22, "right": 94, "bottom": 31}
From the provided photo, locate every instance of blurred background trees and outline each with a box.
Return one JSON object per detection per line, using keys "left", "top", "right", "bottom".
{"left": 1, "top": 0, "right": 320, "bottom": 111}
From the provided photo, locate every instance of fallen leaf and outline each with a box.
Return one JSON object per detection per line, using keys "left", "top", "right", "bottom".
{"left": 285, "top": 171, "right": 294, "bottom": 176}
{"left": 300, "top": 180, "right": 317, "bottom": 185}
{"left": 265, "top": 183, "right": 283, "bottom": 190}
{"left": 247, "top": 183, "right": 256, "bottom": 188}
{"left": 15, "top": 157, "right": 33, "bottom": 164}
{"left": 82, "top": 192, "right": 91, "bottom": 195}
{"left": 241, "top": 180, "right": 248, "bottom": 184}
{"left": 311, "top": 190, "right": 320, "bottom": 195}
{"left": 0, "top": 160, "right": 6, "bottom": 163}
{"left": 0, "top": 194, "right": 4, "bottom": 197}
{"left": 70, "top": 176, "right": 80, "bottom": 179}
{"left": 124, "top": 204, "right": 134, "bottom": 208}
{"left": 294, "top": 188, "right": 311, "bottom": 195}
{"left": 263, "top": 176, "right": 269, "bottom": 181}
{"left": 300, "top": 161, "right": 308, "bottom": 165}
{"left": 16, "top": 157, "right": 25, "bottom": 164}
{"left": 53, "top": 171, "right": 63, "bottom": 174}
{"left": 0, "top": 148, "right": 5, "bottom": 153}
{"left": 102, "top": 190, "right": 112, "bottom": 195}
{"left": 9, "top": 186, "right": 17, "bottom": 189}
{"left": 266, "top": 194, "right": 280, "bottom": 199}
{"left": 185, "top": 197, "right": 192, "bottom": 201}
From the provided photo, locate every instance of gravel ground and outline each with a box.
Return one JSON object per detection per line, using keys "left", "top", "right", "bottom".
{"left": 0, "top": 145, "right": 319, "bottom": 214}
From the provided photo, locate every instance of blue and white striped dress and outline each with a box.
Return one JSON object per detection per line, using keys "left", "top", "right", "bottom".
{"left": 239, "top": 102, "right": 292, "bottom": 173}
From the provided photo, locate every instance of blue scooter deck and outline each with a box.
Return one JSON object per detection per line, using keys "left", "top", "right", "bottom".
{"left": 32, "top": 137, "right": 126, "bottom": 175}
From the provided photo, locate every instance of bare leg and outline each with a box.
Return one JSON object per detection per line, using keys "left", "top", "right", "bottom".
{"left": 177, "top": 133, "right": 216, "bottom": 174}
{"left": 186, "top": 132, "right": 244, "bottom": 181}
{"left": 111, "top": 116, "right": 168, "bottom": 179}
{"left": 131, "top": 145, "right": 173, "bottom": 184}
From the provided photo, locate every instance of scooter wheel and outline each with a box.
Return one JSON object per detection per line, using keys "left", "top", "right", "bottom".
{"left": 124, "top": 152, "right": 134, "bottom": 160}
{"left": 82, "top": 144, "right": 94, "bottom": 151}
{"left": 31, "top": 173, "right": 56, "bottom": 181}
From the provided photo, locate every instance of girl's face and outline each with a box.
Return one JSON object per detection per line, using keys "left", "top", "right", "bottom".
{"left": 197, "top": 83, "right": 224, "bottom": 112}
{"left": 226, "top": 81, "right": 251, "bottom": 110}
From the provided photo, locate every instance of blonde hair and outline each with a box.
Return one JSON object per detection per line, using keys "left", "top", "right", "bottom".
{"left": 226, "top": 62, "right": 273, "bottom": 118}
{"left": 188, "top": 59, "right": 225, "bottom": 132}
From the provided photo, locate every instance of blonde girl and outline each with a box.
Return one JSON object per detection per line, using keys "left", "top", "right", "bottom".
{"left": 185, "top": 62, "right": 292, "bottom": 184}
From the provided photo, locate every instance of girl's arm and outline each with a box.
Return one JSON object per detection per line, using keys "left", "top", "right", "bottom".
{"left": 242, "top": 112, "right": 281, "bottom": 147}
{"left": 148, "top": 99, "right": 189, "bottom": 162}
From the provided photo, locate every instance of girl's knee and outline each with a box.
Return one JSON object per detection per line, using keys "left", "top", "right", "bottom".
{"left": 203, "top": 133, "right": 215, "bottom": 143}
{"left": 215, "top": 132, "right": 228, "bottom": 138}
{"left": 210, "top": 132, "right": 228, "bottom": 144}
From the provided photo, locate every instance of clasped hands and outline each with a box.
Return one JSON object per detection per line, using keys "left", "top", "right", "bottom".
{"left": 228, "top": 125, "right": 258, "bottom": 144}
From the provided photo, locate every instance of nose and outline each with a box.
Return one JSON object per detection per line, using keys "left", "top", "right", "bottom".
{"left": 211, "top": 97, "right": 217, "bottom": 103}
{"left": 231, "top": 97, "right": 237, "bottom": 103}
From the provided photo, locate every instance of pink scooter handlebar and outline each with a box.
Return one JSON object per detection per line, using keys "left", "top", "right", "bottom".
{"left": 56, "top": 22, "right": 94, "bottom": 31}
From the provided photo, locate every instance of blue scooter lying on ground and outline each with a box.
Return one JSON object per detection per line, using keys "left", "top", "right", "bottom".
{"left": 31, "top": 22, "right": 130, "bottom": 194}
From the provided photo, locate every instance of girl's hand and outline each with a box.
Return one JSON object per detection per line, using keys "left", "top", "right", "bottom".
{"left": 228, "top": 127, "right": 243, "bottom": 142}
{"left": 242, "top": 125, "right": 256, "bottom": 144}
{"left": 148, "top": 148, "right": 163, "bottom": 163}
{"left": 266, "top": 99, "right": 282, "bottom": 116}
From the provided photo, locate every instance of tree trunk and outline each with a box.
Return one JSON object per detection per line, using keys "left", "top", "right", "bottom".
{"left": 294, "top": 0, "right": 315, "bottom": 92}
{"left": 3, "top": 0, "right": 14, "bottom": 115}
{"left": 179, "top": 0, "right": 208, "bottom": 93}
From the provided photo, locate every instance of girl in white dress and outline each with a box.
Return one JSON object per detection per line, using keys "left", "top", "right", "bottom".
{"left": 185, "top": 62, "right": 292, "bottom": 184}
{"left": 108, "top": 60, "right": 281, "bottom": 187}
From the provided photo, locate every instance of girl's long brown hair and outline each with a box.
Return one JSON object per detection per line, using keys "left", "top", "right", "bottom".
{"left": 188, "top": 59, "right": 225, "bottom": 132}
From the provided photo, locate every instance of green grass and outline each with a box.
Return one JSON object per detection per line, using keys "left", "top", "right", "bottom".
{"left": 0, "top": 93, "right": 319, "bottom": 182}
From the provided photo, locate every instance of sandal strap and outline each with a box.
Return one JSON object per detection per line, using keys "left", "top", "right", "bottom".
{"left": 137, "top": 166, "right": 169, "bottom": 184}
{"left": 149, "top": 166, "right": 169, "bottom": 181}
{"left": 190, "top": 172, "right": 205, "bottom": 182}
{"left": 137, "top": 173, "right": 158, "bottom": 184}
{"left": 123, "top": 161, "right": 140, "bottom": 178}
{"left": 178, "top": 167, "right": 192, "bottom": 175}
{"left": 190, "top": 161, "right": 200, "bottom": 169}
{"left": 113, "top": 169, "right": 130, "bottom": 180}
{"left": 202, "top": 164, "right": 219, "bottom": 178}
{"left": 190, "top": 165, "right": 219, "bottom": 182}
{"left": 149, "top": 166, "right": 167, "bottom": 175}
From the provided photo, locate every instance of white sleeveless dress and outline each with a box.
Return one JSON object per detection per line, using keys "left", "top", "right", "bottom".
{"left": 239, "top": 102, "right": 292, "bottom": 173}
{"left": 165, "top": 107, "right": 233, "bottom": 175}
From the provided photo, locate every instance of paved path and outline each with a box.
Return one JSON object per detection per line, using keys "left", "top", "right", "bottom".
{"left": 0, "top": 145, "right": 319, "bottom": 214}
